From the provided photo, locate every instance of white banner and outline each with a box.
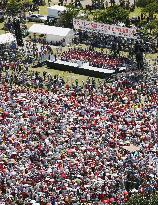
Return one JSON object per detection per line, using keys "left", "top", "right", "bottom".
{"left": 73, "top": 19, "right": 137, "bottom": 39}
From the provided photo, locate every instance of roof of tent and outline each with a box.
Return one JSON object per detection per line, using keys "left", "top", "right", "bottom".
{"left": 28, "top": 24, "right": 73, "bottom": 37}
{"left": 0, "top": 33, "right": 16, "bottom": 45}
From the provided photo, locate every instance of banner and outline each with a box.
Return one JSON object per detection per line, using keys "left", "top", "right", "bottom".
{"left": 73, "top": 19, "right": 137, "bottom": 39}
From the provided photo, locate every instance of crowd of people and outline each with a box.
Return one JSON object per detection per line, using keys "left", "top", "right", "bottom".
{"left": 60, "top": 48, "right": 131, "bottom": 69}
{"left": 0, "top": 39, "right": 53, "bottom": 66}
{"left": 0, "top": 1, "right": 158, "bottom": 202}
{"left": 31, "top": 37, "right": 66, "bottom": 47}
{"left": 77, "top": 31, "right": 157, "bottom": 54}
{"left": 0, "top": 51, "right": 157, "bottom": 205}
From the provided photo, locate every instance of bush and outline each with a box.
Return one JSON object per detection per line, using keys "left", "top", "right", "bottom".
{"left": 126, "top": 193, "right": 158, "bottom": 205}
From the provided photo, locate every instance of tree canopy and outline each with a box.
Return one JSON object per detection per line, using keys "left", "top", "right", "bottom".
{"left": 125, "top": 193, "right": 158, "bottom": 205}
{"left": 7, "top": 0, "right": 33, "bottom": 13}
{"left": 142, "top": 1, "right": 158, "bottom": 18}
{"left": 56, "top": 5, "right": 79, "bottom": 28}
{"left": 136, "top": 0, "right": 156, "bottom": 8}
{"left": 144, "top": 19, "right": 158, "bottom": 35}
{"left": 95, "top": 5, "right": 129, "bottom": 24}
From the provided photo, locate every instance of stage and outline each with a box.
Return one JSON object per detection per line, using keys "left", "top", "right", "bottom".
{"left": 46, "top": 60, "right": 126, "bottom": 78}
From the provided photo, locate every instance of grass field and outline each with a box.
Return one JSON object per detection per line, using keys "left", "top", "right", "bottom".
{"left": 29, "top": 65, "right": 100, "bottom": 85}
{"left": 0, "top": 22, "right": 5, "bottom": 34}
{"left": 39, "top": 6, "right": 48, "bottom": 16}
{"left": 129, "top": 7, "right": 141, "bottom": 18}
{"left": 26, "top": 21, "right": 36, "bottom": 29}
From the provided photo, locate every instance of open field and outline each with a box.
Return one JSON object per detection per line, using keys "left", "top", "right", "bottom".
{"left": 129, "top": 7, "right": 141, "bottom": 18}
{"left": 29, "top": 65, "right": 101, "bottom": 85}
{"left": 0, "top": 22, "right": 5, "bottom": 34}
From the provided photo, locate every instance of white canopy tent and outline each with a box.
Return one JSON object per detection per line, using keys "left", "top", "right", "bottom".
{"left": 28, "top": 24, "right": 74, "bottom": 46}
{"left": 0, "top": 33, "right": 16, "bottom": 45}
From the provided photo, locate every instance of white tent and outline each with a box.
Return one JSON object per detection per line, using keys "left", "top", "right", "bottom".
{"left": 0, "top": 33, "right": 16, "bottom": 45}
{"left": 28, "top": 24, "right": 74, "bottom": 46}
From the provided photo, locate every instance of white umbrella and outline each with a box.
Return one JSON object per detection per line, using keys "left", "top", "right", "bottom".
{"left": 123, "top": 144, "right": 140, "bottom": 152}
{"left": 131, "top": 188, "right": 138, "bottom": 193}
{"left": 23, "top": 184, "right": 30, "bottom": 187}
{"left": 10, "top": 171, "right": 16, "bottom": 176}
{"left": 30, "top": 200, "right": 40, "bottom": 205}
{"left": 77, "top": 175, "right": 83, "bottom": 178}
{"left": 76, "top": 142, "right": 81, "bottom": 144}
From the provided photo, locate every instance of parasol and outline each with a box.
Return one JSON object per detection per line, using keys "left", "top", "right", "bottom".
{"left": 122, "top": 144, "right": 140, "bottom": 152}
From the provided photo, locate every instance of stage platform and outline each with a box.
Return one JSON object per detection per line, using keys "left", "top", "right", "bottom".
{"left": 46, "top": 59, "right": 123, "bottom": 78}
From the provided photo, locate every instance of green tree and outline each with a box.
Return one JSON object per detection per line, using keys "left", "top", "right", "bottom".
{"left": 7, "top": 0, "right": 32, "bottom": 14}
{"left": 142, "top": 2, "right": 158, "bottom": 18}
{"left": 96, "top": 5, "right": 129, "bottom": 24}
{"left": 56, "top": 5, "right": 79, "bottom": 28}
{"left": 145, "top": 19, "right": 158, "bottom": 34}
{"left": 125, "top": 193, "right": 158, "bottom": 205}
{"left": 7, "top": 0, "right": 21, "bottom": 13}
{"left": 136, "top": 0, "right": 156, "bottom": 8}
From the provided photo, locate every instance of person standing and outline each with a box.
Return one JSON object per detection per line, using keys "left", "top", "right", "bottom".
{"left": 51, "top": 196, "right": 56, "bottom": 205}
{"left": 48, "top": 0, "right": 51, "bottom": 6}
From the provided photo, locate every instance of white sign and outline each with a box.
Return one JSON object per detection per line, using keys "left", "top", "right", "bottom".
{"left": 73, "top": 19, "right": 137, "bottom": 39}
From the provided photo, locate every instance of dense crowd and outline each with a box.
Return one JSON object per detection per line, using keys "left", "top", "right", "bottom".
{"left": 0, "top": 40, "right": 52, "bottom": 66}
{"left": 0, "top": 4, "right": 158, "bottom": 202}
{"left": 31, "top": 37, "right": 66, "bottom": 47}
{"left": 77, "top": 31, "right": 157, "bottom": 54}
{"left": 0, "top": 61, "right": 157, "bottom": 205}
{"left": 60, "top": 48, "right": 130, "bottom": 69}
